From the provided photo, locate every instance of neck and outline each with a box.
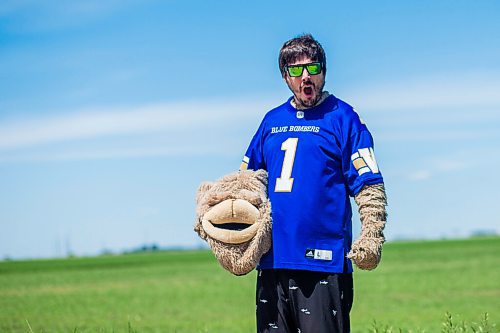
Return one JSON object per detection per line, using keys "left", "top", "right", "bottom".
{"left": 291, "top": 91, "right": 330, "bottom": 110}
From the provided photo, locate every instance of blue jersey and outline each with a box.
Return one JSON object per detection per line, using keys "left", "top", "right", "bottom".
{"left": 241, "top": 95, "right": 384, "bottom": 273}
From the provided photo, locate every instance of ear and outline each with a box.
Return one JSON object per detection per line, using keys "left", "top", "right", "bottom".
{"left": 196, "top": 182, "right": 213, "bottom": 203}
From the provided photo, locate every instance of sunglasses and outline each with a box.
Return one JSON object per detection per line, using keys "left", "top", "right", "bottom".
{"left": 285, "top": 62, "right": 323, "bottom": 77}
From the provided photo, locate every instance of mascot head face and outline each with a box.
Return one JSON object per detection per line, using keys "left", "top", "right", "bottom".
{"left": 194, "top": 170, "right": 272, "bottom": 275}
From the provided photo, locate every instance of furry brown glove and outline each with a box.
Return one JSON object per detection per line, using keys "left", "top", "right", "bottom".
{"left": 194, "top": 170, "right": 272, "bottom": 276}
{"left": 347, "top": 183, "right": 387, "bottom": 270}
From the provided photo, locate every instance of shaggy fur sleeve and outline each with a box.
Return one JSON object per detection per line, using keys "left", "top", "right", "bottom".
{"left": 347, "top": 183, "right": 387, "bottom": 270}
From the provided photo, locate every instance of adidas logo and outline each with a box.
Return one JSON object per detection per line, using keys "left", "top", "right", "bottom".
{"left": 305, "top": 249, "right": 315, "bottom": 258}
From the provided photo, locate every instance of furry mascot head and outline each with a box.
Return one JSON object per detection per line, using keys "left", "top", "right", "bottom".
{"left": 194, "top": 170, "right": 272, "bottom": 276}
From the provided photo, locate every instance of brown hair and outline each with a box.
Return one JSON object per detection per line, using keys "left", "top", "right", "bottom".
{"left": 278, "top": 34, "right": 327, "bottom": 76}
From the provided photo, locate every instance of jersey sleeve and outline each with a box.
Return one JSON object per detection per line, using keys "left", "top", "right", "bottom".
{"left": 240, "top": 119, "right": 266, "bottom": 171}
{"left": 341, "top": 109, "right": 384, "bottom": 196}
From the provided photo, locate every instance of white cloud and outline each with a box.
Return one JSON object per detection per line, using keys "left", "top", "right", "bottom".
{"left": 403, "top": 146, "right": 500, "bottom": 182}
{"left": 0, "top": 98, "right": 274, "bottom": 151}
{"left": 351, "top": 71, "right": 500, "bottom": 112}
{"left": 0, "top": 96, "right": 282, "bottom": 162}
{"left": 409, "top": 170, "right": 432, "bottom": 181}
{"left": 406, "top": 159, "right": 470, "bottom": 182}
{"left": 338, "top": 71, "right": 500, "bottom": 146}
{"left": 0, "top": 142, "right": 242, "bottom": 163}
{"left": 377, "top": 127, "right": 500, "bottom": 143}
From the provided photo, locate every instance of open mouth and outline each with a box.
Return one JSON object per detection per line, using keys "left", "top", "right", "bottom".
{"left": 303, "top": 86, "right": 313, "bottom": 97}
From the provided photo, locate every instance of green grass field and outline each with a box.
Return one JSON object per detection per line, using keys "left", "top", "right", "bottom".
{"left": 0, "top": 237, "right": 499, "bottom": 333}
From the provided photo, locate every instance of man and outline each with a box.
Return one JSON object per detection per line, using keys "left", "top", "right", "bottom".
{"left": 240, "top": 34, "right": 387, "bottom": 333}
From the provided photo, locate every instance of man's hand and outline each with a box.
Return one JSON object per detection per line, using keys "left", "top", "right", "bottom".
{"left": 347, "top": 230, "right": 384, "bottom": 270}
{"left": 348, "top": 184, "right": 387, "bottom": 270}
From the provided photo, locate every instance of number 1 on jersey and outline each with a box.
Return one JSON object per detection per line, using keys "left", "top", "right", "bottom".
{"left": 275, "top": 137, "right": 298, "bottom": 192}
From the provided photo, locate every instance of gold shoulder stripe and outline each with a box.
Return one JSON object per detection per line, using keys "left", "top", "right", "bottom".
{"left": 353, "top": 158, "right": 367, "bottom": 170}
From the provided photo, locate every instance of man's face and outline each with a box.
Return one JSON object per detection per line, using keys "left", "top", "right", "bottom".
{"left": 283, "top": 56, "right": 326, "bottom": 108}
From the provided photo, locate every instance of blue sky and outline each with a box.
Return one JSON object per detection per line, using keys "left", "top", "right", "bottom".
{"left": 1, "top": 1, "right": 499, "bottom": 259}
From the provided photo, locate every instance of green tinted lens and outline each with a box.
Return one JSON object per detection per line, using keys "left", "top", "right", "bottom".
{"left": 287, "top": 65, "right": 304, "bottom": 77}
{"left": 306, "top": 63, "right": 321, "bottom": 75}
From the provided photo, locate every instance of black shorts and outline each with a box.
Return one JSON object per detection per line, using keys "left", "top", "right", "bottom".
{"left": 256, "top": 269, "right": 353, "bottom": 333}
